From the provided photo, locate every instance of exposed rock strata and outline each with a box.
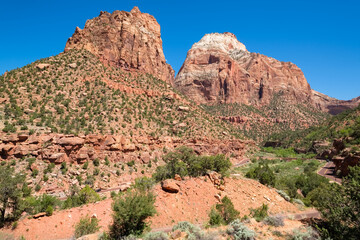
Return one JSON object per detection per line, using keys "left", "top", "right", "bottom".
{"left": 65, "top": 7, "right": 174, "bottom": 83}
{"left": 0, "top": 133, "right": 251, "bottom": 164}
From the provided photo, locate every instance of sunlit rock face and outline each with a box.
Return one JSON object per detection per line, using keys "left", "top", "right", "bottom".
{"left": 174, "top": 32, "right": 313, "bottom": 106}
{"left": 65, "top": 7, "right": 174, "bottom": 83}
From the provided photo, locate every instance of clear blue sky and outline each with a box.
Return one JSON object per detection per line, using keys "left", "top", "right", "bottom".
{"left": 1, "top": 0, "right": 359, "bottom": 100}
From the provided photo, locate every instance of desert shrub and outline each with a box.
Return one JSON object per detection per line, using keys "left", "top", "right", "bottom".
{"left": 133, "top": 176, "right": 155, "bottom": 192}
{"left": 262, "top": 215, "right": 284, "bottom": 227}
{"left": 226, "top": 219, "right": 255, "bottom": 240}
{"left": 215, "top": 196, "right": 239, "bottom": 224}
{"left": 62, "top": 185, "right": 100, "bottom": 209}
{"left": 35, "top": 184, "right": 41, "bottom": 192}
{"left": 110, "top": 190, "right": 156, "bottom": 238}
{"left": 45, "top": 205, "right": 53, "bottom": 216}
{"left": 143, "top": 231, "right": 169, "bottom": 240}
{"left": 78, "top": 185, "right": 101, "bottom": 204}
{"left": 83, "top": 161, "right": 89, "bottom": 169}
{"left": 153, "top": 147, "right": 231, "bottom": 181}
{"left": 208, "top": 207, "right": 224, "bottom": 226}
{"left": 12, "top": 221, "right": 18, "bottom": 230}
{"left": 250, "top": 204, "right": 268, "bottom": 222}
{"left": 93, "top": 158, "right": 100, "bottom": 166}
{"left": 293, "top": 199, "right": 305, "bottom": 206}
{"left": 290, "top": 227, "right": 320, "bottom": 240}
{"left": 22, "top": 194, "right": 59, "bottom": 215}
{"left": 276, "top": 189, "right": 290, "bottom": 201}
{"left": 74, "top": 216, "right": 100, "bottom": 238}
{"left": 172, "top": 221, "right": 203, "bottom": 240}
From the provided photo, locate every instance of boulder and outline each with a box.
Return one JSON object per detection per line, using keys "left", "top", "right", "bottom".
{"left": 68, "top": 63, "right": 77, "bottom": 69}
{"left": 178, "top": 106, "right": 189, "bottom": 112}
{"left": 36, "top": 64, "right": 50, "bottom": 70}
{"left": 33, "top": 212, "right": 47, "bottom": 219}
{"left": 161, "top": 179, "right": 179, "bottom": 193}
{"left": 58, "top": 137, "right": 85, "bottom": 146}
{"left": 48, "top": 153, "right": 69, "bottom": 164}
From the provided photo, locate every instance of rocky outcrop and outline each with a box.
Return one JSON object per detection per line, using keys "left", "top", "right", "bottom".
{"left": 174, "top": 32, "right": 313, "bottom": 106}
{"left": 312, "top": 90, "right": 360, "bottom": 115}
{"left": 0, "top": 133, "right": 250, "bottom": 164}
{"left": 65, "top": 7, "right": 174, "bottom": 83}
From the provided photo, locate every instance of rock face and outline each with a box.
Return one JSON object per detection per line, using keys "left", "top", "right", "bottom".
{"left": 174, "top": 32, "right": 313, "bottom": 106}
{"left": 312, "top": 90, "right": 360, "bottom": 115}
{"left": 174, "top": 32, "right": 359, "bottom": 114}
{"left": 65, "top": 7, "right": 174, "bottom": 83}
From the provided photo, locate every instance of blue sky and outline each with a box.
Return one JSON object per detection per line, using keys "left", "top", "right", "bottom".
{"left": 0, "top": 0, "right": 359, "bottom": 100}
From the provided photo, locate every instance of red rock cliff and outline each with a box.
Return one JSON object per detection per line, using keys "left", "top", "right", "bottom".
{"left": 174, "top": 32, "right": 313, "bottom": 106}
{"left": 65, "top": 7, "right": 174, "bottom": 83}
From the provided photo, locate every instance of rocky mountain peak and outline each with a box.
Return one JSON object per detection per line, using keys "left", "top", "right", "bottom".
{"left": 130, "top": 6, "right": 141, "bottom": 14}
{"left": 191, "top": 32, "right": 247, "bottom": 54}
{"left": 64, "top": 7, "right": 174, "bottom": 83}
{"left": 174, "top": 32, "right": 311, "bottom": 105}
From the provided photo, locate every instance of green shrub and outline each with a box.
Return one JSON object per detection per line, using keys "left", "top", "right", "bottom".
{"left": 74, "top": 216, "right": 100, "bottom": 238}
{"left": 83, "top": 161, "right": 89, "bottom": 170}
{"left": 250, "top": 204, "right": 268, "bottom": 222}
{"left": 208, "top": 207, "right": 224, "bottom": 226}
{"left": 110, "top": 190, "right": 156, "bottom": 238}
{"left": 12, "top": 221, "right": 18, "bottom": 230}
{"left": 78, "top": 185, "right": 100, "bottom": 204}
{"left": 23, "top": 194, "right": 59, "bottom": 215}
{"left": 93, "top": 158, "right": 100, "bottom": 166}
{"left": 153, "top": 147, "right": 231, "bottom": 181}
{"left": 226, "top": 219, "right": 255, "bottom": 240}
{"left": 133, "top": 176, "right": 155, "bottom": 192}
{"left": 215, "top": 196, "right": 239, "bottom": 224}
{"left": 35, "top": 184, "right": 41, "bottom": 192}
{"left": 245, "top": 161, "right": 275, "bottom": 186}
{"left": 45, "top": 205, "right": 53, "bottom": 216}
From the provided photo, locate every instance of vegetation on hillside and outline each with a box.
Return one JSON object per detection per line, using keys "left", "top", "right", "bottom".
{"left": 268, "top": 103, "right": 360, "bottom": 149}
{"left": 242, "top": 157, "right": 328, "bottom": 206}
{"left": 0, "top": 49, "right": 240, "bottom": 140}
{"left": 203, "top": 92, "right": 329, "bottom": 142}
{"left": 312, "top": 166, "right": 360, "bottom": 239}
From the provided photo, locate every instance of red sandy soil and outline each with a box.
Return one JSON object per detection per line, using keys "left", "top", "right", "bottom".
{"left": 2, "top": 176, "right": 303, "bottom": 240}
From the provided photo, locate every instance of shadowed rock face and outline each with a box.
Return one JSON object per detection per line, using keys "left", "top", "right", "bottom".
{"left": 174, "top": 32, "right": 313, "bottom": 106}
{"left": 312, "top": 90, "right": 360, "bottom": 115}
{"left": 65, "top": 7, "right": 174, "bottom": 83}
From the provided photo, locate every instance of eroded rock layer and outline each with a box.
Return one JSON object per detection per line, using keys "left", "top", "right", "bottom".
{"left": 65, "top": 7, "right": 174, "bottom": 83}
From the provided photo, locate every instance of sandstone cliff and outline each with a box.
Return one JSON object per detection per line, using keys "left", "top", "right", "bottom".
{"left": 174, "top": 32, "right": 359, "bottom": 115}
{"left": 174, "top": 32, "right": 313, "bottom": 106}
{"left": 312, "top": 90, "right": 360, "bottom": 115}
{"left": 65, "top": 7, "right": 174, "bottom": 83}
